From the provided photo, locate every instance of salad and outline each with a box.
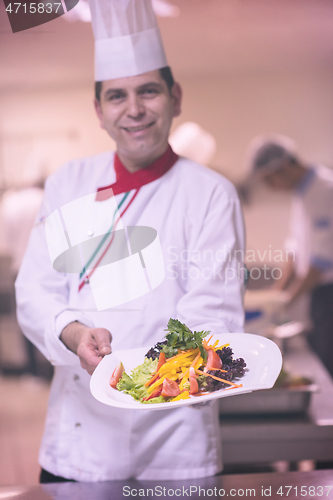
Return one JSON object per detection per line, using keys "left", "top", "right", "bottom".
{"left": 109, "top": 319, "right": 247, "bottom": 404}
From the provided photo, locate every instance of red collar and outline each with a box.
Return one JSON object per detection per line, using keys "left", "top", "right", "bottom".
{"left": 96, "top": 145, "right": 178, "bottom": 201}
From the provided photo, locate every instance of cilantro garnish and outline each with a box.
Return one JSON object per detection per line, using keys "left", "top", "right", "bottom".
{"left": 162, "top": 319, "right": 209, "bottom": 361}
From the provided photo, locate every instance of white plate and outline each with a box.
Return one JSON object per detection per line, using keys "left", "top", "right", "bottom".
{"left": 90, "top": 333, "right": 282, "bottom": 411}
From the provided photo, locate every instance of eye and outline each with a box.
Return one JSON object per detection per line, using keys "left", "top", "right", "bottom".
{"left": 140, "top": 87, "right": 160, "bottom": 98}
{"left": 106, "top": 92, "right": 126, "bottom": 102}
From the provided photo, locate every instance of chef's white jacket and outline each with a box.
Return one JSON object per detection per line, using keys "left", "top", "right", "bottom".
{"left": 286, "top": 165, "right": 333, "bottom": 284}
{"left": 15, "top": 152, "right": 245, "bottom": 481}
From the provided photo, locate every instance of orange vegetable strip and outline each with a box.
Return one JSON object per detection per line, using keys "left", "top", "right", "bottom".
{"left": 196, "top": 369, "right": 242, "bottom": 388}
{"left": 144, "top": 372, "right": 160, "bottom": 388}
{"left": 144, "top": 352, "right": 167, "bottom": 387}
{"left": 148, "top": 374, "right": 167, "bottom": 393}
{"left": 205, "top": 367, "right": 227, "bottom": 373}
{"left": 191, "top": 352, "right": 201, "bottom": 368}
{"left": 203, "top": 335, "right": 214, "bottom": 351}
{"left": 193, "top": 356, "right": 204, "bottom": 371}
{"left": 156, "top": 352, "right": 166, "bottom": 372}
{"left": 222, "top": 384, "right": 243, "bottom": 391}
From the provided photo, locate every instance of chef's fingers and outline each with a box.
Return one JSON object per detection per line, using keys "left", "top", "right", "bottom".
{"left": 77, "top": 340, "right": 102, "bottom": 374}
{"left": 92, "top": 327, "right": 112, "bottom": 356}
{"left": 76, "top": 328, "right": 112, "bottom": 374}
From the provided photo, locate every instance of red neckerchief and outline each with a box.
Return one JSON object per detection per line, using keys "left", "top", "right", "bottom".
{"left": 96, "top": 145, "right": 178, "bottom": 201}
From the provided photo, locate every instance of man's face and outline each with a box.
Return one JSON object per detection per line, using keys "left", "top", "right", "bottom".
{"left": 259, "top": 162, "right": 299, "bottom": 191}
{"left": 94, "top": 70, "right": 182, "bottom": 170}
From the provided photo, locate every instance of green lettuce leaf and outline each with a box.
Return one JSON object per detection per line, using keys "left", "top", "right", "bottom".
{"left": 116, "top": 357, "right": 158, "bottom": 402}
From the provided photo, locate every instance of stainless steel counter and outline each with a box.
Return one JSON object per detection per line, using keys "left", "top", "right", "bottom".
{"left": 220, "top": 336, "right": 333, "bottom": 465}
{"left": 1, "top": 469, "right": 333, "bottom": 500}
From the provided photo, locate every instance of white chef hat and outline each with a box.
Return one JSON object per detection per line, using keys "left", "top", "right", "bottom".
{"left": 88, "top": 0, "right": 168, "bottom": 81}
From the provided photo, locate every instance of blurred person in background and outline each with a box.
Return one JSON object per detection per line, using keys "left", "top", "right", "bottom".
{"left": 0, "top": 174, "right": 51, "bottom": 378}
{"left": 248, "top": 134, "right": 333, "bottom": 377}
{"left": 1, "top": 179, "right": 44, "bottom": 275}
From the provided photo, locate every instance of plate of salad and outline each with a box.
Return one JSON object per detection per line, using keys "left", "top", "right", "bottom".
{"left": 90, "top": 319, "right": 282, "bottom": 410}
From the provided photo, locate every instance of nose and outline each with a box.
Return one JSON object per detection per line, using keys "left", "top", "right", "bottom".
{"left": 127, "top": 93, "right": 145, "bottom": 120}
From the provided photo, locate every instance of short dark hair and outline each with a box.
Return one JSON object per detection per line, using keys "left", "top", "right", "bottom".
{"left": 253, "top": 142, "right": 297, "bottom": 171}
{"left": 94, "top": 66, "right": 175, "bottom": 102}
{"left": 159, "top": 66, "right": 175, "bottom": 93}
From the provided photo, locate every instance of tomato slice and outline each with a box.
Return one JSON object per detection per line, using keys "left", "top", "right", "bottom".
{"left": 161, "top": 378, "right": 181, "bottom": 398}
{"left": 189, "top": 366, "right": 199, "bottom": 394}
{"left": 206, "top": 349, "right": 222, "bottom": 370}
{"left": 156, "top": 352, "right": 166, "bottom": 372}
{"left": 109, "top": 362, "right": 125, "bottom": 389}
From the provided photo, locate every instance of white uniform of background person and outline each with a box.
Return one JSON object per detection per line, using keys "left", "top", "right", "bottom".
{"left": 15, "top": 0, "right": 245, "bottom": 482}
{"left": 287, "top": 164, "right": 333, "bottom": 375}
{"left": 287, "top": 165, "right": 333, "bottom": 285}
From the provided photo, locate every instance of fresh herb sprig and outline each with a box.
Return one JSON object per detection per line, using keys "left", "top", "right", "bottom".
{"left": 162, "top": 318, "right": 210, "bottom": 361}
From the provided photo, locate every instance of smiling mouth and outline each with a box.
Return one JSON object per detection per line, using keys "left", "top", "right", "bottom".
{"left": 122, "top": 122, "right": 155, "bottom": 133}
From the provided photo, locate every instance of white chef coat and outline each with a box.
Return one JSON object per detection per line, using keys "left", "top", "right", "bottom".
{"left": 15, "top": 151, "right": 245, "bottom": 482}
{"left": 286, "top": 165, "right": 333, "bottom": 284}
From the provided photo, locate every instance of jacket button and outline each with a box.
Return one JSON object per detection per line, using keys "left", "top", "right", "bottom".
{"left": 73, "top": 374, "right": 80, "bottom": 381}
{"left": 87, "top": 230, "right": 94, "bottom": 237}
{"left": 75, "top": 423, "right": 81, "bottom": 428}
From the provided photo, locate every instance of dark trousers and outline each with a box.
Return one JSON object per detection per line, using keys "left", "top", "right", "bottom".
{"left": 40, "top": 468, "right": 76, "bottom": 483}
{"left": 308, "top": 283, "right": 333, "bottom": 378}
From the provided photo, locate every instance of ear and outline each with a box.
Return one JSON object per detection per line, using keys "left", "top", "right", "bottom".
{"left": 94, "top": 98, "right": 106, "bottom": 130}
{"left": 170, "top": 82, "right": 182, "bottom": 118}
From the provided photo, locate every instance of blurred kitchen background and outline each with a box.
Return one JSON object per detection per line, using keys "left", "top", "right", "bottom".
{"left": 1, "top": 0, "right": 333, "bottom": 486}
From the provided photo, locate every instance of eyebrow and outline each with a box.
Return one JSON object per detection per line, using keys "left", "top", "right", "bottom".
{"left": 137, "top": 82, "right": 163, "bottom": 91}
{"left": 103, "top": 82, "right": 163, "bottom": 99}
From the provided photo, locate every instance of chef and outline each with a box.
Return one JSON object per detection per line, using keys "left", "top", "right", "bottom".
{"left": 248, "top": 134, "right": 333, "bottom": 377}
{"left": 15, "top": 0, "right": 245, "bottom": 482}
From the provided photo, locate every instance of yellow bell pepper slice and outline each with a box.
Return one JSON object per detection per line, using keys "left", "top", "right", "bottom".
{"left": 170, "top": 391, "right": 190, "bottom": 402}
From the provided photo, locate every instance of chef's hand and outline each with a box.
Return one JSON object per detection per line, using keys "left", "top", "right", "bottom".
{"left": 60, "top": 321, "right": 112, "bottom": 375}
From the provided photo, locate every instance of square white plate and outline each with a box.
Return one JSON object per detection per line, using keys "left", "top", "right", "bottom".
{"left": 90, "top": 333, "right": 282, "bottom": 410}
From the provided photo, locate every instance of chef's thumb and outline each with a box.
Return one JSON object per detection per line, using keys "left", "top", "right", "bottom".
{"left": 94, "top": 328, "right": 112, "bottom": 356}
